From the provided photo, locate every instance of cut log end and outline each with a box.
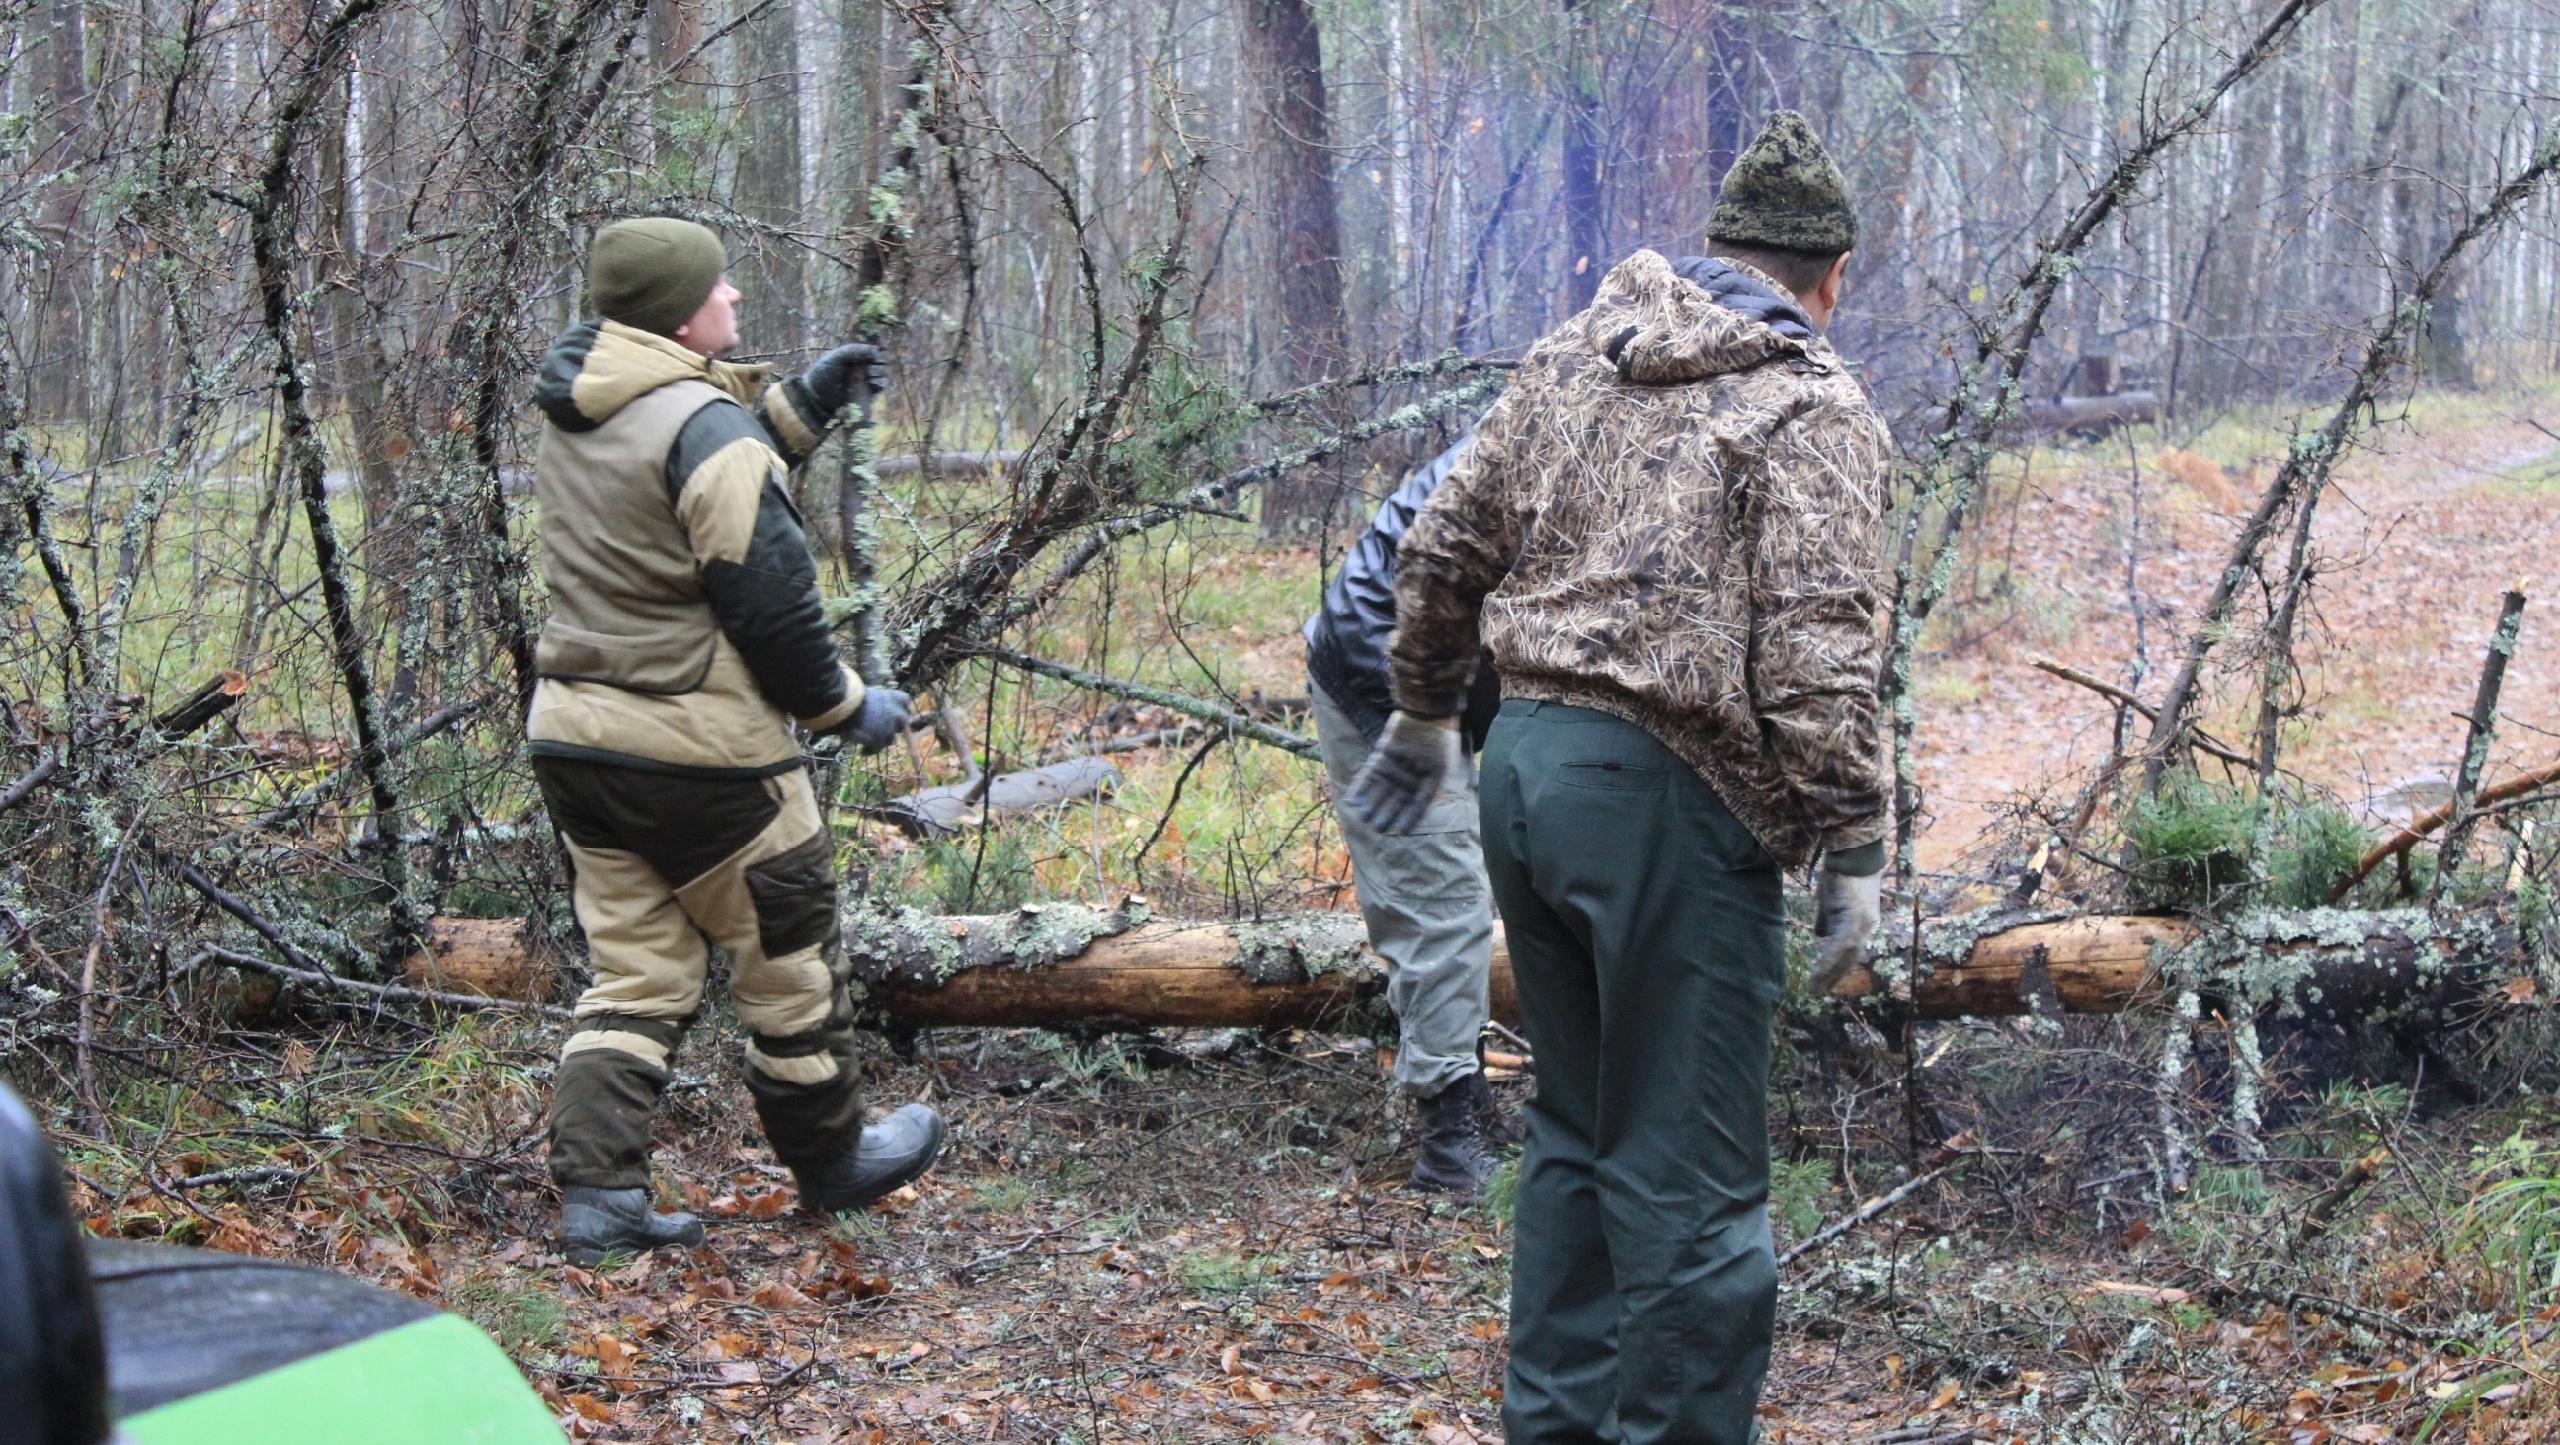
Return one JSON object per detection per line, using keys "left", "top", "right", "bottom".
{"left": 401, "top": 918, "right": 554, "bottom": 1003}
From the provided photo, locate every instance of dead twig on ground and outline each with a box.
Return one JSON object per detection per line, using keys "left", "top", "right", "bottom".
{"left": 1780, "top": 1155, "right": 1968, "bottom": 1269}
{"left": 2296, "top": 1148, "right": 2390, "bottom": 1247}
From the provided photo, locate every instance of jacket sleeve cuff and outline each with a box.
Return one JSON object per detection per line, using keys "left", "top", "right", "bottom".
{"left": 795, "top": 663, "right": 867, "bottom": 732}
{"left": 1821, "top": 836, "right": 1887, "bottom": 877}
{"left": 757, "top": 380, "right": 829, "bottom": 470}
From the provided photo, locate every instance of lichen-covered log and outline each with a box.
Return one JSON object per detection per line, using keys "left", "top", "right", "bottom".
{"left": 840, "top": 900, "right": 1495, "bottom": 1034}
{"left": 1847, "top": 905, "right": 2525, "bottom": 1023}
{"left": 841, "top": 902, "right": 2526, "bottom": 1031}
{"left": 382, "top": 904, "right": 2528, "bottom": 1032}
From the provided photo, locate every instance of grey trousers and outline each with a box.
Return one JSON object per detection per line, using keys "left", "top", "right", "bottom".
{"left": 1309, "top": 677, "right": 1495, "bottom": 1099}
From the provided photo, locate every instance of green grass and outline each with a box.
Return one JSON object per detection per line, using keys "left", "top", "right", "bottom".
{"left": 970, "top": 1176, "right": 1037, "bottom": 1214}
{"left": 1480, "top": 1156, "right": 1519, "bottom": 1228}
{"left": 2456, "top": 1133, "right": 2560, "bottom": 1320}
{"left": 2487, "top": 445, "right": 2560, "bottom": 497}
{"left": 1770, "top": 1156, "right": 1831, "bottom": 1242}
{"left": 1175, "top": 1248, "right": 1270, "bottom": 1295}
{"left": 2120, "top": 771, "right": 2259, "bottom": 910}
{"left": 443, "top": 1271, "right": 569, "bottom": 1360}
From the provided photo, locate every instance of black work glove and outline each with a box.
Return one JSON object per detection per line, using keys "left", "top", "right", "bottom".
{"left": 1342, "top": 711, "right": 1460, "bottom": 834}
{"left": 801, "top": 342, "right": 890, "bottom": 421}
{"left": 835, "top": 687, "right": 912, "bottom": 755}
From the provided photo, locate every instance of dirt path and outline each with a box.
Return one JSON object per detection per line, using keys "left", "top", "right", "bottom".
{"left": 1912, "top": 392, "right": 2560, "bottom": 870}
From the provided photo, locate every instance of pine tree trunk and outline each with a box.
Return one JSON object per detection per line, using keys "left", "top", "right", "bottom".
{"left": 734, "top": 0, "right": 809, "bottom": 350}
{"left": 1240, "top": 0, "right": 1351, "bottom": 538}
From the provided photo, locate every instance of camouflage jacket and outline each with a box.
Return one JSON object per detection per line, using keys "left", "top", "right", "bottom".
{"left": 1388, "top": 250, "right": 1892, "bottom": 868}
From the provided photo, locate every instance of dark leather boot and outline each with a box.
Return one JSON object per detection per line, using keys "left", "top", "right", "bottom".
{"left": 559, "top": 1186, "right": 705, "bottom": 1268}
{"left": 1466, "top": 1070, "right": 1526, "bottom": 1150}
{"left": 791, "top": 1103, "right": 948, "bottom": 1215}
{"left": 1410, "top": 1076, "right": 1494, "bottom": 1195}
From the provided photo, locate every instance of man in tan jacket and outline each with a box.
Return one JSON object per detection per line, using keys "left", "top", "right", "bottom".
{"left": 1348, "top": 114, "right": 1891, "bottom": 1442}
{"left": 528, "top": 218, "right": 942, "bottom": 1266}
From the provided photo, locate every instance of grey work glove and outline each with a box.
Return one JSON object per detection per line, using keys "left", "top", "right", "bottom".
{"left": 1810, "top": 854, "right": 1884, "bottom": 997}
{"left": 1342, "top": 711, "right": 1460, "bottom": 835}
{"left": 837, "top": 687, "right": 912, "bottom": 755}
{"left": 801, "top": 342, "right": 890, "bottom": 419}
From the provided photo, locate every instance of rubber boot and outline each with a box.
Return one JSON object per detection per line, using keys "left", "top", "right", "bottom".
{"left": 1410, "top": 1075, "right": 1495, "bottom": 1195}
{"left": 559, "top": 1186, "right": 705, "bottom": 1268}
{"left": 1466, "top": 1066, "right": 1526, "bottom": 1151}
{"left": 791, "top": 1102, "right": 948, "bottom": 1215}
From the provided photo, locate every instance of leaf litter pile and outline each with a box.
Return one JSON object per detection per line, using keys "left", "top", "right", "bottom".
{"left": 56, "top": 995, "right": 2560, "bottom": 1443}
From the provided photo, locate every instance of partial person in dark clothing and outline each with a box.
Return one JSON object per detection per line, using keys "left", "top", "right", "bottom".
{"left": 1305, "top": 434, "right": 1511, "bottom": 1195}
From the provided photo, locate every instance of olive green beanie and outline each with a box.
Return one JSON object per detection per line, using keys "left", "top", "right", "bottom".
{"left": 587, "top": 218, "right": 727, "bottom": 338}
{"left": 1707, "top": 111, "right": 1858, "bottom": 256}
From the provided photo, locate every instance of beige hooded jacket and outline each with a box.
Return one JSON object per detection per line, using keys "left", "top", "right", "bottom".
{"left": 525, "top": 320, "right": 864, "bottom": 776}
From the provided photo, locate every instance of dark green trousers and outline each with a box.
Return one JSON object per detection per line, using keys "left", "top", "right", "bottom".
{"left": 1481, "top": 700, "right": 1786, "bottom": 1445}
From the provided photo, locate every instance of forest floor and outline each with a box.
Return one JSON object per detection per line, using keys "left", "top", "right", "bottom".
{"left": 50, "top": 381, "right": 2560, "bottom": 1442}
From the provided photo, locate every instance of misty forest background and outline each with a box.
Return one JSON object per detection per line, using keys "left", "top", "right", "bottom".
{"left": 10, "top": 0, "right": 2560, "bottom": 1437}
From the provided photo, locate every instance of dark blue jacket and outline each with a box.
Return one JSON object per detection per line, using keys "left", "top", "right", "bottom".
{"left": 1300, "top": 255, "right": 1808, "bottom": 750}
{"left": 1303, "top": 430, "right": 1501, "bottom": 748}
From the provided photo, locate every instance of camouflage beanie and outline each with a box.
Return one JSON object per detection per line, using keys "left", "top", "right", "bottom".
{"left": 588, "top": 218, "right": 727, "bottom": 338}
{"left": 1708, "top": 111, "right": 1858, "bottom": 256}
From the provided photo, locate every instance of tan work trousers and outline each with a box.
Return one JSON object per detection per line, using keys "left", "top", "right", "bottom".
{"left": 533, "top": 755, "right": 861, "bottom": 1188}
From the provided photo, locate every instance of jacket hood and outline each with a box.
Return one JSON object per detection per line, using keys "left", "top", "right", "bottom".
{"left": 534, "top": 320, "right": 768, "bottom": 432}
{"left": 1580, "top": 249, "right": 1815, "bottom": 385}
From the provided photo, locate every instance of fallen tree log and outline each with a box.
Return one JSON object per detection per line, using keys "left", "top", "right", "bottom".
{"left": 375, "top": 902, "right": 2530, "bottom": 1033}
{"left": 2021, "top": 389, "right": 2159, "bottom": 436}
{"left": 865, "top": 755, "right": 1122, "bottom": 836}
{"left": 834, "top": 901, "right": 2525, "bottom": 1032}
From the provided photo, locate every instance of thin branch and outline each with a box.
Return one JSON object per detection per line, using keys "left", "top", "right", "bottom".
{"left": 1779, "top": 1159, "right": 1966, "bottom": 1268}
{"left": 2432, "top": 586, "right": 2529, "bottom": 900}
{"left": 197, "top": 946, "right": 570, "bottom": 1021}
{"left": 2330, "top": 756, "right": 2560, "bottom": 902}
{"left": 979, "top": 649, "right": 1318, "bottom": 759}
{"left": 2029, "top": 657, "right": 2252, "bottom": 768}
{"left": 1023, "top": 372, "right": 1505, "bottom": 620}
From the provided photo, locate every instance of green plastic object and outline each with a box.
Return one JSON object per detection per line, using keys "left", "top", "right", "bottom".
{"left": 120, "top": 1313, "right": 564, "bottom": 1445}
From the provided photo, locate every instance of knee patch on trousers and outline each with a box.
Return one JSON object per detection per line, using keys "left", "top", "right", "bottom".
{"left": 745, "top": 1030, "right": 843, "bottom": 1085}
{"left": 744, "top": 833, "right": 838, "bottom": 959}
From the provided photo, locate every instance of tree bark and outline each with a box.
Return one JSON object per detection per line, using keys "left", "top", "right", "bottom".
{"left": 1239, "top": 0, "right": 1351, "bottom": 537}
{"left": 388, "top": 902, "right": 2527, "bottom": 1035}
{"left": 830, "top": 906, "right": 2518, "bottom": 1032}
{"left": 30, "top": 0, "right": 90, "bottom": 419}
{"left": 1558, "top": 0, "right": 1608, "bottom": 313}
{"left": 733, "top": 0, "right": 807, "bottom": 348}
{"left": 317, "top": 53, "right": 417, "bottom": 703}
